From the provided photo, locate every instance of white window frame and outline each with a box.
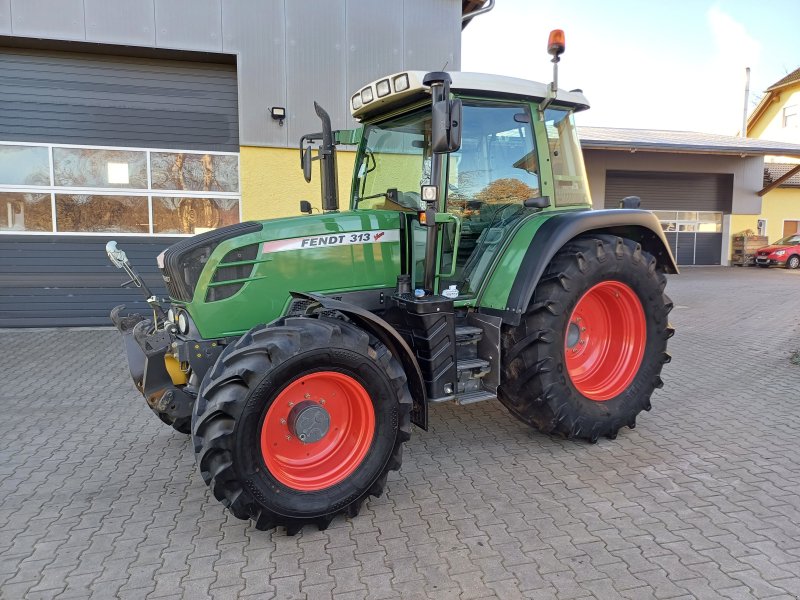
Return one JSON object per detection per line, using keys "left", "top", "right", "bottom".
{"left": 783, "top": 105, "right": 798, "bottom": 128}
{"left": 0, "top": 140, "right": 242, "bottom": 237}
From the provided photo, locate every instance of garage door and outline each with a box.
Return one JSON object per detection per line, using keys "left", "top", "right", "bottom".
{"left": 0, "top": 47, "right": 239, "bottom": 327}
{"left": 605, "top": 171, "right": 733, "bottom": 265}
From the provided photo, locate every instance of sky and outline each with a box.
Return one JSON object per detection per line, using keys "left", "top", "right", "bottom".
{"left": 461, "top": 0, "right": 800, "bottom": 136}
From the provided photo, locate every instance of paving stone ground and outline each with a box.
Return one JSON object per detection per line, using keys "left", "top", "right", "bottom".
{"left": 1, "top": 266, "right": 800, "bottom": 600}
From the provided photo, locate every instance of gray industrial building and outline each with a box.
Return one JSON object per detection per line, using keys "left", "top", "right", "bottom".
{"left": 4, "top": 0, "right": 800, "bottom": 327}
{"left": 0, "top": 0, "right": 476, "bottom": 327}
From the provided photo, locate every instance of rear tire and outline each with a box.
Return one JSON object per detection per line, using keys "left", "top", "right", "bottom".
{"left": 191, "top": 317, "right": 412, "bottom": 533}
{"left": 498, "top": 235, "right": 673, "bottom": 442}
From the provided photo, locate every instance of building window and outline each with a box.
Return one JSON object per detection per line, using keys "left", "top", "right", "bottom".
{"left": 0, "top": 145, "right": 50, "bottom": 186}
{"left": 0, "top": 142, "right": 240, "bottom": 235}
{"left": 153, "top": 197, "right": 241, "bottom": 234}
{"left": 654, "top": 210, "right": 722, "bottom": 233}
{"left": 0, "top": 192, "right": 53, "bottom": 231}
{"left": 151, "top": 153, "right": 239, "bottom": 193}
{"left": 55, "top": 194, "right": 150, "bottom": 233}
{"left": 783, "top": 105, "right": 798, "bottom": 128}
{"left": 53, "top": 148, "right": 148, "bottom": 189}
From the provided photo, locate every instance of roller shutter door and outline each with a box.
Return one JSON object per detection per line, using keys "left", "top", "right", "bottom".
{"left": 0, "top": 48, "right": 238, "bottom": 327}
{"left": 604, "top": 171, "right": 732, "bottom": 265}
{"left": 0, "top": 48, "right": 238, "bottom": 150}
{"left": 0, "top": 236, "right": 180, "bottom": 328}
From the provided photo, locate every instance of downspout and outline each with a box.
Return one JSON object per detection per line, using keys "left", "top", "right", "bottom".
{"left": 462, "top": 0, "right": 495, "bottom": 26}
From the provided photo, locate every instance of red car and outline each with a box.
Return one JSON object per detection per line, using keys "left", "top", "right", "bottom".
{"left": 756, "top": 234, "right": 800, "bottom": 269}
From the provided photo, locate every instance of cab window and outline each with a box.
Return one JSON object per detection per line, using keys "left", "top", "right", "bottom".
{"left": 544, "top": 108, "right": 591, "bottom": 207}
{"left": 441, "top": 103, "right": 540, "bottom": 295}
{"left": 447, "top": 104, "right": 540, "bottom": 208}
{"left": 353, "top": 109, "right": 429, "bottom": 212}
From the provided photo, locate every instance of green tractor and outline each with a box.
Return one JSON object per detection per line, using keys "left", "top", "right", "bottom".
{"left": 107, "top": 33, "right": 675, "bottom": 534}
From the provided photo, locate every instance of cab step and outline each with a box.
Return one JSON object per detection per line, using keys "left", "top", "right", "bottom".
{"left": 455, "top": 325, "right": 483, "bottom": 361}
{"left": 455, "top": 325, "right": 483, "bottom": 342}
{"left": 456, "top": 357, "right": 491, "bottom": 372}
{"left": 455, "top": 390, "right": 497, "bottom": 405}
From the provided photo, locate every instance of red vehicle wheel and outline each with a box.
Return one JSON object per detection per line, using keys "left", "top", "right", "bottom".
{"left": 260, "top": 372, "right": 375, "bottom": 491}
{"left": 192, "top": 318, "right": 411, "bottom": 533}
{"left": 564, "top": 281, "right": 646, "bottom": 401}
{"left": 499, "top": 235, "right": 673, "bottom": 442}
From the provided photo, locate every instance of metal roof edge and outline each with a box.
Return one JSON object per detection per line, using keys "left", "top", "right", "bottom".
{"left": 579, "top": 140, "right": 800, "bottom": 157}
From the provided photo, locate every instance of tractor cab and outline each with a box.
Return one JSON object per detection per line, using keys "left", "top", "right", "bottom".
{"left": 345, "top": 70, "right": 592, "bottom": 298}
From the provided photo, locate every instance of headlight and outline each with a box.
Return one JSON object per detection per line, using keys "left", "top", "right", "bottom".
{"left": 393, "top": 73, "right": 410, "bottom": 92}
{"left": 177, "top": 311, "right": 189, "bottom": 335}
{"left": 376, "top": 79, "right": 391, "bottom": 97}
{"left": 361, "top": 86, "right": 374, "bottom": 104}
{"left": 167, "top": 308, "right": 175, "bottom": 323}
{"left": 351, "top": 93, "right": 362, "bottom": 111}
{"left": 776, "top": 250, "right": 786, "bottom": 256}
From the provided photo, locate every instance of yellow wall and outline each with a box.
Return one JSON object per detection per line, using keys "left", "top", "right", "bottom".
{"left": 240, "top": 146, "right": 356, "bottom": 221}
{"left": 730, "top": 188, "right": 800, "bottom": 243}
{"left": 749, "top": 87, "right": 800, "bottom": 142}
{"left": 761, "top": 188, "right": 800, "bottom": 241}
{"left": 730, "top": 213, "right": 759, "bottom": 236}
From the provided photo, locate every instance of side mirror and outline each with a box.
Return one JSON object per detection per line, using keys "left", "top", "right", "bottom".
{"left": 302, "top": 146, "right": 313, "bottom": 183}
{"left": 299, "top": 200, "right": 313, "bottom": 214}
{"left": 105, "top": 240, "right": 129, "bottom": 268}
{"left": 431, "top": 99, "right": 462, "bottom": 154}
{"left": 523, "top": 196, "right": 551, "bottom": 209}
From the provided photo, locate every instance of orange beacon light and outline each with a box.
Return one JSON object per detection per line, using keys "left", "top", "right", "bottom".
{"left": 548, "top": 29, "right": 565, "bottom": 58}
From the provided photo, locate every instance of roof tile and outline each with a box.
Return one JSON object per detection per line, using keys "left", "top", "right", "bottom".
{"left": 764, "top": 163, "right": 800, "bottom": 187}
{"left": 767, "top": 67, "right": 800, "bottom": 92}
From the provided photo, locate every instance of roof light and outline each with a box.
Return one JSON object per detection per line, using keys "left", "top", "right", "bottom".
{"left": 393, "top": 73, "right": 409, "bottom": 92}
{"left": 351, "top": 93, "right": 362, "bottom": 111}
{"left": 376, "top": 79, "right": 391, "bottom": 97}
{"left": 547, "top": 29, "right": 565, "bottom": 57}
{"left": 361, "top": 86, "right": 374, "bottom": 104}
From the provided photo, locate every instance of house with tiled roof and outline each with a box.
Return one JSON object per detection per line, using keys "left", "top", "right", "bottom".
{"left": 746, "top": 67, "right": 800, "bottom": 241}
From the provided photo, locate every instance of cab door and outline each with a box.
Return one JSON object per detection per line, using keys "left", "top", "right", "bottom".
{"left": 439, "top": 101, "right": 543, "bottom": 296}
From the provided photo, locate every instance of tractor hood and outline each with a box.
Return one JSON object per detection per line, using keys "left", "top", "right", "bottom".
{"left": 256, "top": 211, "right": 403, "bottom": 253}
{"left": 163, "top": 209, "right": 405, "bottom": 339}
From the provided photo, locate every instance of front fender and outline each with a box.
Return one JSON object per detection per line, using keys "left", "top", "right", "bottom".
{"left": 481, "top": 209, "right": 678, "bottom": 326}
{"left": 290, "top": 291, "right": 428, "bottom": 430}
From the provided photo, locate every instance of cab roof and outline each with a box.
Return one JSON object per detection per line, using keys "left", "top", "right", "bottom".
{"left": 350, "top": 70, "right": 590, "bottom": 121}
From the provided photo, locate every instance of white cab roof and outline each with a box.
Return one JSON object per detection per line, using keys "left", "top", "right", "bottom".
{"left": 350, "top": 70, "right": 590, "bottom": 120}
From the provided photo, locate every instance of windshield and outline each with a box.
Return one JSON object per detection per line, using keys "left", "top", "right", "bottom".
{"left": 776, "top": 234, "right": 800, "bottom": 245}
{"left": 352, "top": 108, "right": 430, "bottom": 212}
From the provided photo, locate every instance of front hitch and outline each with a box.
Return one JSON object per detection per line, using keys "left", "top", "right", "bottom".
{"left": 110, "top": 305, "right": 195, "bottom": 425}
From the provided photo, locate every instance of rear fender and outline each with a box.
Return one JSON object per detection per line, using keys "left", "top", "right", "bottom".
{"left": 486, "top": 209, "right": 678, "bottom": 326}
{"left": 290, "top": 291, "right": 428, "bottom": 430}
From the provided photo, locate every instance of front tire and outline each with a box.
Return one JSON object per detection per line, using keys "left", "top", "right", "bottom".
{"left": 787, "top": 255, "right": 800, "bottom": 269}
{"left": 192, "top": 317, "right": 412, "bottom": 533}
{"left": 498, "top": 236, "right": 673, "bottom": 442}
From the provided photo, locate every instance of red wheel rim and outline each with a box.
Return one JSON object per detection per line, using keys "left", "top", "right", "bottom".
{"left": 564, "top": 281, "right": 646, "bottom": 401}
{"left": 260, "top": 371, "right": 375, "bottom": 491}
